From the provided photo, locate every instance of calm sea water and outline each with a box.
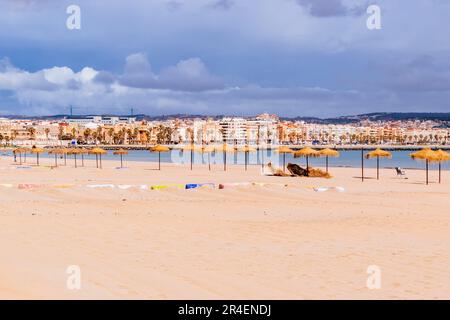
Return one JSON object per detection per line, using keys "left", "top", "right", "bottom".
{"left": 5, "top": 149, "right": 449, "bottom": 170}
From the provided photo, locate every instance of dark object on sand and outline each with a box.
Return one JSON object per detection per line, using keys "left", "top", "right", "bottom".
{"left": 288, "top": 163, "right": 332, "bottom": 178}
{"left": 287, "top": 163, "right": 308, "bottom": 177}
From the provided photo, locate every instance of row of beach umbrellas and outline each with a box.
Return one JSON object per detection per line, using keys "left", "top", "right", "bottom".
{"left": 360, "top": 147, "right": 450, "bottom": 185}
{"left": 11, "top": 145, "right": 450, "bottom": 185}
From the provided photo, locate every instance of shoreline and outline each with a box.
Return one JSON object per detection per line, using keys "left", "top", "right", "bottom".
{"left": 3, "top": 144, "right": 450, "bottom": 151}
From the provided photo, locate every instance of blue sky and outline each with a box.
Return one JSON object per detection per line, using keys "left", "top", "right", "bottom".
{"left": 0, "top": 0, "right": 450, "bottom": 117}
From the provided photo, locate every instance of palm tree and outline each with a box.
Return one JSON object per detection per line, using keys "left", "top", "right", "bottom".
{"left": 27, "top": 127, "right": 36, "bottom": 140}
{"left": 44, "top": 128, "right": 50, "bottom": 143}
{"left": 108, "top": 128, "right": 115, "bottom": 144}
{"left": 11, "top": 129, "right": 18, "bottom": 144}
{"left": 83, "top": 128, "right": 92, "bottom": 143}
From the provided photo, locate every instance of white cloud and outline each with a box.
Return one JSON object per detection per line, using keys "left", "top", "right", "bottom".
{"left": 2, "top": 54, "right": 450, "bottom": 117}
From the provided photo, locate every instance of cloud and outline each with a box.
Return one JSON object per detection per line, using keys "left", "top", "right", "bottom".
{"left": 119, "top": 53, "right": 158, "bottom": 89}
{"left": 165, "top": 0, "right": 183, "bottom": 12}
{"left": 209, "top": 0, "right": 235, "bottom": 10}
{"left": 119, "top": 53, "right": 224, "bottom": 91}
{"left": 294, "top": 0, "right": 367, "bottom": 17}
{"left": 384, "top": 55, "right": 450, "bottom": 92}
{"left": 2, "top": 53, "right": 450, "bottom": 117}
{"left": 158, "top": 58, "right": 224, "bottom": 91}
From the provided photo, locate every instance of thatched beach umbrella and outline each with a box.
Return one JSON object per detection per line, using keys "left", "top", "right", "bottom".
{"left": 411, "top": 148, "right": 437, "bottom": 185}
{"left": 77, "top": 148, "right": 89, "bottom": 167}
{"left": 182, "top": 144, "right": 197, "bottom": 170}
{"left": 67, "top": 148, "right": 82, "bottom": 168}
{"left": 59, "top": 148, "right": 70, "bottom": 166}
{"left": 294, "top": 147, "right": 319, "bottom": 171}
{"left": 22, "top": 147, "right": 31, "bottom": 163}
{"left": 13, "top": 148, "right": 25, "bottom": 165}
{"left": 275, "top": 146, "right": 294, "bottom": 173}
{"left": 319, "top": 148, "right": 340, "bottom": 173}
{"left": 365, "top": 148, "right": 392, "bottom": 180}
{"left": 215, "top": 144, "right": 236, "bottom": 171}
{"left": 114, "top": 149, "right": 129, "bottom": 168}
{"left": 199, "top": 146, "right": 214, "bottom": 171}
{"left": 89, "top": 147, "right": 107, "bottom": 169}
{"left": 239, "top": 146, "right": 257, "bottom": 171}
{"left": 150, "top": 145, "right": 170, "bottom": 170}
{"left": 30, "top": 147, "right": 45, "bottom": 166}
{"left": 48, "top": 148, "right": 65, "bottom": 167}
{"left": 432, "top": 149, "right": 450, "bottom": 184}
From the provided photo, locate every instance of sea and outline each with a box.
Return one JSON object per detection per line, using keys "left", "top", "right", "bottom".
{"left": 4, "top": 149, "right": 449, "bottom": 170}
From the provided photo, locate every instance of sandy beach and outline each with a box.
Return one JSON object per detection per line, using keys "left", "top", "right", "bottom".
{"left": 0, "top": 156, "right": 449, "bottom": 299}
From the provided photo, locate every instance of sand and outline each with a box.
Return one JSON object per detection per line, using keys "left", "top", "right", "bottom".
{"left": 0, "top": 155, "right": 449, "bottom": 299}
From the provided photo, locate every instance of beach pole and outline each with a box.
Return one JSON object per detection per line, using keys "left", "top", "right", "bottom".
{"left": 37, "top": 153, "right": 39, "bottom": 166}
{"left": 261, "top": 147, "right": 265, "bottom": 171}
{"left": 190, "top": 149, "right": 193, "bottom": 171}
{"left": 74, "top": 154, "right": 77, "bottom": 168}
{"left": 158, "top": 152, "right": 161, "bottom": 170}
{"left": 377, "top": 155, "right": 380, "bottom": 180}
{"left": 326, "top": 156, "right": 329, "bottom": 173}
{"left": 208, "top": 152, "right": 211, "bottom": 171}
{"left": 95, "top": 154, "right": 98, "bottom": 168}
{"left": 121, "top": 154, "right": 123, "bottom": 168}
{"left": 361, "top": 147, "right": 364, "bottom": 182}
{"left": 439, "top": 162, "right": 441, "bottom": 184}
{"left": 426, "top": 159, "right": 429, "bottom": 185}
{"left": 224, "top": 150, "right": 227, "bottom": 171}
{"left": 245, "top": 151, "right": 248, "bottom": 171}
{"left": 81, "top": 154, "right": 84, "bottom": 167}
{"left": 54, "top": 154, "right": 58, "bottom": 167}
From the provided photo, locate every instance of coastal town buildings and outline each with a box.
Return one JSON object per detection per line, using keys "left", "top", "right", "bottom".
{"left": 0, "top": 114, "right": 448, "bottom": 147}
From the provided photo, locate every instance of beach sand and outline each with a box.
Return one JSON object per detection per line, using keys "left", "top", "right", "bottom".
{"left": 0, "top": 156, "right": 449, "bottom": 299}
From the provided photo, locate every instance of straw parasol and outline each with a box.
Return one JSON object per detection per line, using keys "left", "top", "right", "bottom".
{"left": 13, "top": 147, "right": 26, "bottom": 165}
{"left": 48, "top": 148, "right": 66, "bottom": 167}
{"left": 199, "top": 146, "right": 214, "bottom": 171}
{"left": 431, "top": 149, "right": 450, "bottom": 184}
{"left": 410, "top": 148, "right": 437, "bottom": 185}
{"left": 77, "top": 148, "right": 89, "bottom": 167}
{"left": 319, "top": 148, "right": 340, "bottom": 173}
{"left": 294, "top": 147, "right": 319, "bottom": 171}
{"left": 365, "top": 148, "right": 392, "bottom": 180}
{"left": 22, "top": 147, "right": 31, "bottom": 163}
{"left": 30, "top": 146, "right": 45, "bottom": 166}
{"left": 59, "top": 147, "right": 70, "bottom": 166}
{"left": 275, "top": 146, "right": 294, "bottom": 173}
{"left": 215, "top": 144, "right": 236, "bottom": 171}
{"left": 150, "top": 145, "right": 170, "bottom": 170}
{"left": 239, "top": 145, "right": 257, "bottom": 171}
{"left": 113, "top": 149, "right": 129, "bottom": 168}
{"left": 89, "top": 147, "right": 107, "bottom": 169}
{"left": 66, "top": 148, "right": 80, "bottom": 168}
{"left": 182, "top": 144, "right": 197, "bottom": 171}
